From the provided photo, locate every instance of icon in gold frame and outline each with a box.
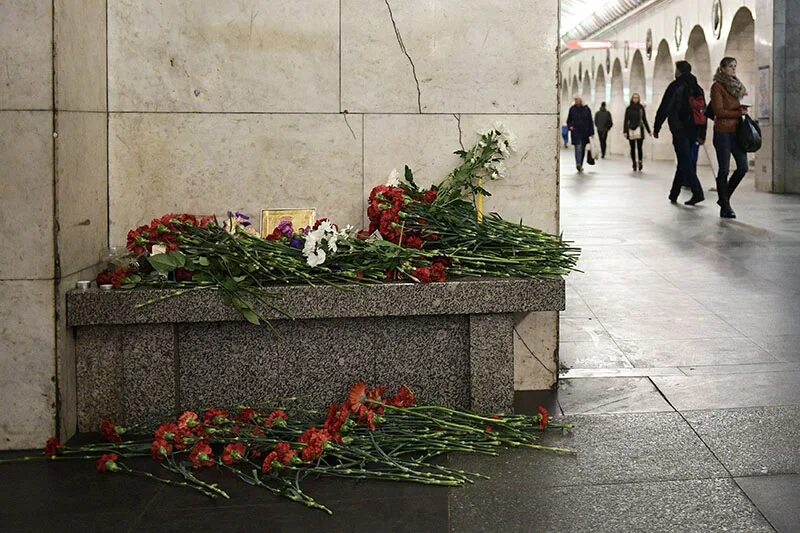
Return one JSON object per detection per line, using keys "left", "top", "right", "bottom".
{"left": 260, "top": 209, "right": 317, "bottom": 238}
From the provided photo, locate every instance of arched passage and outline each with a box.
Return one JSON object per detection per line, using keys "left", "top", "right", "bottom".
{"left": 630, "top": 49, "right": 646, "bottom": 100}
{"left": 652, "top": 40, "right": 674, "bottom": 160}
{"left": 561, "top": 77, "right": 570, "bottom": 125}
{"left": 685, "top": 26, "right": 713, "bottom": 166}
{"left": 582, "top": 71, "right": 592, "bottom": 109}
{"left": 594, "top": 65, "right": 606, "bottom": 109}
{"left": 610, "top": 58, "right": 625, "bottom": 155}
{"left": 571, "top": 74, "right": 580, "bottom": 100}
{"left": 725, "top": 7, "right": 755, "bottom": 103}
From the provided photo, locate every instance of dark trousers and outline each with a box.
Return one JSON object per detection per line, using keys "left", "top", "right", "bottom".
{"left": 713, "top": 131, "right": 748, "bottom": 206}
{"left": 573, "top": 142, "right": 586, "bottom": 166}
{"left": 670, "top": 136, "right": 703, "bottom": 199}
{"left": 598, "top": 130, "right": 609, "bottom": 157}
{"left": 629, "top": 138, "right": 643, "bottom": 164}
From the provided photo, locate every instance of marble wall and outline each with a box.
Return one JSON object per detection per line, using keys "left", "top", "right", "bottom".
{"left": 1, "top": 0, "right": 561, "bottom": 448}
{"left": 0, "top": 0, "right": 108, "bottom": 449}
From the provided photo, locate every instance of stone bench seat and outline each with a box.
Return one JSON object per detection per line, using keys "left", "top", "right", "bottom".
{"left": 67, "top": 279, "right": 564, "bottom": 431}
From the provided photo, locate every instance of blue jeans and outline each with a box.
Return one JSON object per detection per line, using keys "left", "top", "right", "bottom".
{"left": 713, "top": 131, "right": 748, "bottom": 204}
{"left": 670, "top": 136, "right": 703, "bottom": 199}
{"left": 574, "top": 143, "right": 586, "bottom": 167}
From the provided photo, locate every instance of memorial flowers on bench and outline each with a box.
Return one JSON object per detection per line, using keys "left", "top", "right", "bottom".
{"left": 95, "top": 124, "right": 580, "bottom": 325}
{"left": 3, "top": 384, "right": 573, "bottom": 514}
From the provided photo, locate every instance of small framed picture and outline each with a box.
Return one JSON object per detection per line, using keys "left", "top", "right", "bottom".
{"left": 261, "top": 208, "right": 316, "bottom": 238}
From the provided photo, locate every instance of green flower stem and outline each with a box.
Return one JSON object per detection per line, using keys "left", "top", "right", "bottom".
{"left": 120, "top": 464, "right": 222, "bottom": 498}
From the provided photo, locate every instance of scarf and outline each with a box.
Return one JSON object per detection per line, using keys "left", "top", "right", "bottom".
{"left": 714, "top": 68, "right": 746, "bottom": 100}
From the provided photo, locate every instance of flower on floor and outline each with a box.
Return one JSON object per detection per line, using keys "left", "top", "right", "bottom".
{"left": 188, "top": 440, "right": 215, "bottom": 469}
{"left": 221, "top": 443, "right": 247, "bottom": 465}
{"left": 96, "top": 453, "right": 120, "bottom": 473}
{"left": 100, "top": 419, "right": 124, "bottom": 443}
{"left": 151, "top": 439, "right": 173, "bottom": 461}
{"left": 44, "top": 437, "right": 64, "bottom": 458}
{"left": 537, "top": 406, "right": 550, "bottom": 430}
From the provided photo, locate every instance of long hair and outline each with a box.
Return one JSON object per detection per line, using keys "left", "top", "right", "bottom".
{"left": 719, "top": 57, "right": 736, "bottom": 69}
{"left": 629, "top": 92, "right": 642, "bottom": 106}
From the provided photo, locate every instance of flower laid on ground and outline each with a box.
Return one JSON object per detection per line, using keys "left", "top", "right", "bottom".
{"left": 94, "top": 124, "right": 579, "bottom": 325}
{"left": 3, "top": 383, "right": 575, "bottom": 515}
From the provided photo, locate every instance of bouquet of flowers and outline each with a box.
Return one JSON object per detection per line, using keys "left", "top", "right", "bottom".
{"left": 96, "top": 123, "right": 580, "bottom": 324}
{"left": 8, "top": 384, "right": 573, "bottom": 514}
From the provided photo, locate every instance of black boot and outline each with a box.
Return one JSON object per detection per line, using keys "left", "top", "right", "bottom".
{"left": 715, "top": 177, "right": 734, "bottom": 218}
{"left": 638, "top": 160, "right": 643, "bottom": 171}
{"left": 632, "top": 162, "right": 637, "bottom": 171}
{"left": 684, "top": 195, "right": 705, "bottom": 205}
{"left": 728, "top": 171, "right": 745, "bottom": 199}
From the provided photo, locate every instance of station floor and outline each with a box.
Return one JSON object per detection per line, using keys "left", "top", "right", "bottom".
{"left": 0, "top": 151, "right": 798, "bottom": 532}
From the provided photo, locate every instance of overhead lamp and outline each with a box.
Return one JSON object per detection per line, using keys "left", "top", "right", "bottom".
{"left": 566, "top": 40, "right": 612, "bottom": 50}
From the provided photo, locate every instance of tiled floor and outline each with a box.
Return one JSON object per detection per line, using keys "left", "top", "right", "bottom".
{"left": 1, "top": 152, "right": 798, "bottom": 532}
{"left": 559, "top": 151, "right": 800, "bottom": 533}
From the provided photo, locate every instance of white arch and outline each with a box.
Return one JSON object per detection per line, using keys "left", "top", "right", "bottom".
{"left": 724, "top": 7, "right": 755, "bottom": 103}
{"left": 610, "top": 58, "right": 625, "bottom": 155}
{"left": 652, "top": 39, "right": 674, "bottom": 160}
{"left": 582, "top": 72, "right": 592, "bottom": 109}
{"left": 630, "top": 49, "right": 646, "bottom": 103}
{"left": 594, "top": 65, "right": 607, "bottom": 108}
{"left": 685, "top": 25, "right": 714, "bottom": 166}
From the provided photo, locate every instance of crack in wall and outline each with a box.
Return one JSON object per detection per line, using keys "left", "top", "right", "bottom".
{"left": 453, "top": 113, "right": 465, "bottom": 151}
{"left": 384, "top": 0, "right": 422, "bottom": 113}
{"left": 342, "top": 111, "right": 356, "bottom": 140}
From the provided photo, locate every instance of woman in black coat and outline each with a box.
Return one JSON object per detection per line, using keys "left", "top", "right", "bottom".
{"left": 623, "top": 93, "right": 652, "bottom": 172}
{"left": 566, "top": 95, "right": 595, "bottom": 172}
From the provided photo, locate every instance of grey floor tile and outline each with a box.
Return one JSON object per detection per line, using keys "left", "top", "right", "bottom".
{"left": 735, "top": 475, "right": 800, "bottom": 533}
{"left": 559, "top": 338, "right": 633, "bottom": 369}
{"left": 449, "top": 412, "right": 726, "bottom": 490}
{"left": 450, "top": 478, "right": 771, "bottom": 533}
{"left": 561, "top": 367, "right": 685, "bottom": 378}
{"left": 680, "top": 362, "right": 800, "bottom": 375}
{"left": 559, "top": 317, "right": 609, "bottom": 342}
{"left": 719, "top": 311, "right": 800, "bottom": 337}
{"left": 558, "top": 377, "right": 674, "bottom": 414}
{"left": 599, "top": 313, "right": 744, "bottom": 341}
{"left": 652, "top": 372, "right": 800, "bottom": 411}
{"left": 617, "top": 337, "right": 780, "bottom": 368}
{"left": 684, "top": 406, "right": 800, "bottom": 477}
{"left": 750, "top": 335, "right": 800, "bottom": 363}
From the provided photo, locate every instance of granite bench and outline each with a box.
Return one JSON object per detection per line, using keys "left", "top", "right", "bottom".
{"left": 66, "top": 279, "right": 565, "bottom": 430}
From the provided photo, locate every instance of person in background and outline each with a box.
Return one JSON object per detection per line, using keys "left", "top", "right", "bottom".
{"left": 653, "top": 61, "right": 705, "bottom": 205}
{"left": 710, "top": 57, "right": 749, "bottom": 219}
{"left": 594, "top": 102, "right": 613, "bottom": 158}
{"left": 567, "top": 95, "right": 594, "bottom": 172}
{"left": 561, "top": 124, "right": 569, "bottom": 148}
{"left": 623, "top": 93, "right": 651, "bottom": 171}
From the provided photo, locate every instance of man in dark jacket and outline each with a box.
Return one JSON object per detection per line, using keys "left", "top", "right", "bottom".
{"left": 654, "top": 61, "right": 706, "bottom": 205}
{"left": 594, "top": 102, "right": 613, "bottom": 158}
{"left": 567, "top": 95, "right": 595, "bottom": 172}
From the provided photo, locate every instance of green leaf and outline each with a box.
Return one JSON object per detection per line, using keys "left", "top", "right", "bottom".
{"left": 241, "top": 308, "right": 260, "bottom": 325}
{"left": 147, "top": 251, "right": 186, "bottom": 273}
{"left": 197, "top": 256, "right": 210, "bottom": 266}
{"left": 404, "top": 165, "right": 416, "bottom": 187}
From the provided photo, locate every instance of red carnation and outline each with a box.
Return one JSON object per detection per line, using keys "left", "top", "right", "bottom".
{"left": 537, "top": 406, "right": 550, "bottom": 430}
{"left": 274, "top": 442, "right": 298, "bottom": 465}
{"left": 389, "top": 386, "right": 415, "bottom": 408}
{"left": 188, "top": 440, "right": 214, "bottom": 468}
{"left": 95, "top": 269, "right": 113, "bottom": 287}
{"left": 202, "top": 409, "right": 230, "bottom": 426}
{"left": 175, "top": 267, "right": 193, "bottom": 282}
{"left": 154, "top": 422, "right": 179, "bottom": 441}
{"left": 265, "top": 409, "right": 288, "bottom": 429}
{"left": 423, "top": 189, "right": 438, "bottom": 203}
{"left": 151, "top": 438, "right": 173, "bottom": 461}
{"left": 485, "top": 426, "right": 495, "bottom": 433}
{"left": 178, "top": 411, "right": 200, "bottom": 431}
{"left": 237, "top": 407, "right": 258, "bottom": 424}
{"left": 347, "top": 383, "right": 368, "bottom": 412}
{"left": 96, "top": 453, "right": 120, "bottom": 473}
{"left": 199, "top": 215, "right": 215, "bottom": 228}
{"left": 262, "top": 451, "right": 279, "bottom": 473}
{"left": 265, "top": 228, "right": 283, "bottom": 242}
{"left": 222, "top": 443, "right": 247, "bottom": 465}
{"left": 405, "top": 234, "right": 424, "bottom": 249}
{"left": 413, "top": 266, "right": 432, "bottom": 283}
{"left": 44, "top": 437, "right": 64, "bottom": 457}
{"left": 430, "top": 260, "right": 448, "bottom": 282}
{"left": 100, "top": 419, "right": 123, "bottom": 443}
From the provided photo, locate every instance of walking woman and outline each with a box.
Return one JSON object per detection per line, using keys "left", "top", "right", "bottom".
{"left": 623, "top": 93, "right": 651, "bottom": 171}
{"left": 567, "top": 95, "right": 594, "bottom": 172}
{"left": 710, "top": 57, "right": 749, "bottom": 218}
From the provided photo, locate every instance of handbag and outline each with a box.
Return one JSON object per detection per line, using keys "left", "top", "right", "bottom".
{"left": 628, "top": 126, "right": 642, "bottom": 140}
{"left": 737, "top": 115, "right": 762, "bottom": 152}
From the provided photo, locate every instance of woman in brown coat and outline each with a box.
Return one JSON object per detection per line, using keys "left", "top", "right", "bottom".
{"left": 710, "top": 57, "right": 749, "bottom": 218}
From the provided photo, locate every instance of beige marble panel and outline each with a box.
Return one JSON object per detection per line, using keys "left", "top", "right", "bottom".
{"left": 56, "top": 112, "right": 108, "bottom": 277}
{"left": 54, "top": 0, "right": 107, "bottom": 111}
{"left": 0, "top": 280, "right": 56, "bottom": 450}
{"left": 514, "top": 311, "right": 558, "bottom": 390}
{"left": 0, "top": 111, "right": 54, "bottom": 279}
{"left": 364, "top": 114, "right": 559, "bottom": 234}
{"left": 56, "top": 265, "right": 102, "bottom": 441}
{"left": 0, "top": 0, "right": 52, "bottom": 109}
{"left": 108, "top": 0, "right": 339, "bottom": 112}
{"left": 342, "top": 0, "right": 558, "bottom": 113}
{"left": 109, "top": 113, "right": 363, "bottom": 245}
